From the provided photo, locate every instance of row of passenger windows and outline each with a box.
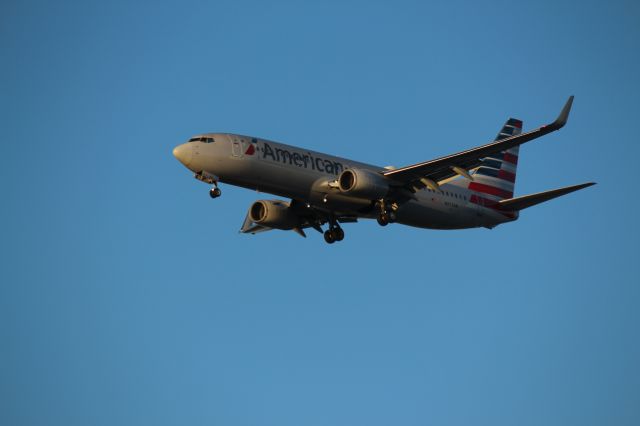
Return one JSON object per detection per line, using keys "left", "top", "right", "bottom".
{"left": 426, "top": 188, "right": 467, "bottom": 201}
{"left": 188, "top": 137, "right": 215, "bottom": 143}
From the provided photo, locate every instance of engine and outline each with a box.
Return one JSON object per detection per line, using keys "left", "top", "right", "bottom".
{"left": 249, "top": 200, "right": 299, "bottom": 230}
{"left": 338, "top": 168, "right": 390, "bottom": 199}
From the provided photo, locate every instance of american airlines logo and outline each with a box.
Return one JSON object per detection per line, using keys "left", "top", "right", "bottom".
{"left": 259, "top": 142, "right": 345, "bottom": 175}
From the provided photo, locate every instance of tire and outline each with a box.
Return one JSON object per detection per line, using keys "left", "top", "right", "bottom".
{"left": 377, "top": 213, "right": 389, "bottom": 226}
{"left": 388, "top": 210, "right": 397, "bottom": 223}
{"left": 209, "top": 188, "right": 221, "bottom": 198}
{"left": 324, "top": 230, "right": 336, "bottom": 244}
{"left": 334, "top": 227, "right": 344, "bottom": 241}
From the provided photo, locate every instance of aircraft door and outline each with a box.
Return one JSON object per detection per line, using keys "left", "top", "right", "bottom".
{"left": 231, "top": 137, "right": 242, "bottom": 157}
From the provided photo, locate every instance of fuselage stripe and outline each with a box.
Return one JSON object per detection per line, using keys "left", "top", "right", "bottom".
{"left": 468, "top": 182, "right": 513, "bottom": 198}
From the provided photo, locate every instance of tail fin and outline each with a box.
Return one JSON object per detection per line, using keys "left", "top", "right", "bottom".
{"left": 468, "top": 118, "right": 522, "bottom": 203}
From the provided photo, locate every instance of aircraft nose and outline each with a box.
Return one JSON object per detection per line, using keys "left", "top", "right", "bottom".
{"left": 173, "top": 143, "right": 192, "bottom": 167}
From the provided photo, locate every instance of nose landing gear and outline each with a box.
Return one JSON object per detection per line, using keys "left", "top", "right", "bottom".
{"left": 209, "top": 187, "right": 222, "bottom": 198}
{"left": 194, "top": 171, "right": 222, "bottom": 199}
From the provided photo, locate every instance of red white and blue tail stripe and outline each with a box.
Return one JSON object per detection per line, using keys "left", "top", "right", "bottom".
{"left": 469, "top": 118, "right": 522, "bottom": 208}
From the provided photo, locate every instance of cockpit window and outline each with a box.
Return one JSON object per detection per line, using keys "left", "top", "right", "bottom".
{"left": 188, "top": 137, "right": 215, "bottom": 143}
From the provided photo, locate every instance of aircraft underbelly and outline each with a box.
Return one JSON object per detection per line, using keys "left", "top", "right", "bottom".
{"left": 395, "top": 199, "right": 479, "bottom": 230}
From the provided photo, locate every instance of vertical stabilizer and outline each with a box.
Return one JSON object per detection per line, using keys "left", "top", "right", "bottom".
{"left": 468, "top": 118, "right": 522, "bottom": 205}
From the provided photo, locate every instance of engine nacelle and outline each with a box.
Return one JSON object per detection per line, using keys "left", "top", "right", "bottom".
{"left": 249, "top": 200, "right": 299, "bottom": 230}
{"left": 338, "top": 168, "right": 390, "bottom": 199}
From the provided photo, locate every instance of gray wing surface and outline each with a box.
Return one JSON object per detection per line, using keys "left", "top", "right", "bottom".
{"left": 383, "top": 96, "right": 574, "bottom": 189}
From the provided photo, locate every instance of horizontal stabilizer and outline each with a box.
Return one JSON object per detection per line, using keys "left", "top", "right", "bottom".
{"left": 497, "top": 182, "right": 595, "bottom": 211}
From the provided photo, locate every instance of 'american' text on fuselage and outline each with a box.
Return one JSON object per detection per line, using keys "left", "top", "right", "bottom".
{"left": 261, "top": 142, "right": 344, "bottom": 175}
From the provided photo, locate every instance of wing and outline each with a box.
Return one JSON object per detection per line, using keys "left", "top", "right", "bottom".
{"left": 383, "top": 96, "right": 574, "bottom": 189}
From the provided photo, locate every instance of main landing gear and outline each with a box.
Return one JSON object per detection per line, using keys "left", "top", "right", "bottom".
{"left": 376, "top": 200, "right": 397, "bottom": 226}
{"left": 323, "top": 218, "right": 345, "bottom": 244}
{"left": 376, "top": 211, "right": 396, "bottom": 226}
{"left": 324, "top": 226, "right": 344, "bottom": 244}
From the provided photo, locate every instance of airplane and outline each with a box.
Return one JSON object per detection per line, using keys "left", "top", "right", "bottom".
{"left": 173, "top": 96, "right": 594, "bottom": 244}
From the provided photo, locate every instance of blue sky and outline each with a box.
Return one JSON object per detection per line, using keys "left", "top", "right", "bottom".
{"left": 1, "top": 1, "right": 639, "bottom": 425}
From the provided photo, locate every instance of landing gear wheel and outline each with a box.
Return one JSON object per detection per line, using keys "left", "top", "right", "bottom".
{"left": 324, "top": 229, "right": 336, "bottom": 244}
{"left": 388, "top": 210, "right": 397, "bottom": 223}
{"left": 209, "top": 187, "right": 222, "bottom": 198}
{"left": 377, "top": 213, "right": 389, "bottom": 226}
{"left": 334, "top": 227, "right": 344, "bottom": 241}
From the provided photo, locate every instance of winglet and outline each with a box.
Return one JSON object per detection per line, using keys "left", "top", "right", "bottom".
{"left": 551, "top": 95, "right": 574, "bottom": 130}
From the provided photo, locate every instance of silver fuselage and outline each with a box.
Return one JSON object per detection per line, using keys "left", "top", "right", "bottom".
{"left": 173, "top": 133, "right": 516, "bottom": 230}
